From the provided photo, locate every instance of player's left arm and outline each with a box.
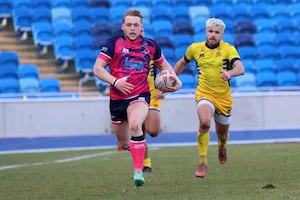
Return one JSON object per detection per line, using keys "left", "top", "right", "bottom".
{"left": 221, "top": 59, "right": 245, "bottom": 81}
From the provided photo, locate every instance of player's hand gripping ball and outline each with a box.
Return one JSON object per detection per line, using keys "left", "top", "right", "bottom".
{"left": 154, "top": 70, "right": 176, "bottom": 91}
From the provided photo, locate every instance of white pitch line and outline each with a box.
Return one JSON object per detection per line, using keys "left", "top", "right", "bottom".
{"left": 0, "top": 151, "right": 117, "bottom": 171}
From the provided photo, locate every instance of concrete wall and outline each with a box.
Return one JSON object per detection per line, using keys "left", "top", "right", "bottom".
{"left": 0, "top": 92, "right": 299, "bottom": 138}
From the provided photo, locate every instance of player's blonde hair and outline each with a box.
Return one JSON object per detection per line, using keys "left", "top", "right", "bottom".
{"left": 206, "top": 18, "right": 226, "bottom": 32}
{"left": 122, "top": 9, "right": 144, "bottom": 23}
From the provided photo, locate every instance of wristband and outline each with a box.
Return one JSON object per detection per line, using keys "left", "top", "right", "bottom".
{"left": 112, "top": 78, "right": 118, "bottom": 87}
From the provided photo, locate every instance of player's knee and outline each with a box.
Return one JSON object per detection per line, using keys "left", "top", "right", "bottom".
{"left": 147, "top": 130, "right": 159, "bottom": 137}
{"left": 129, "top": 120, "right": 140, "bottom": 133}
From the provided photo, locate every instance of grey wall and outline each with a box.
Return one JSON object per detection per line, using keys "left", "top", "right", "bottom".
{"left": 1, "top": 92, "right": 299, "bottom": 138}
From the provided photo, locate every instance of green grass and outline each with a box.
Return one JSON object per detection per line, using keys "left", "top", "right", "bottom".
{"left": 0, "top": 143, "right": 299, "bottom": 200}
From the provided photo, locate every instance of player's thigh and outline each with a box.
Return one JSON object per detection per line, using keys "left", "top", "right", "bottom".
{"left": 127, "top": 101, "right": 149, "bottom": 130}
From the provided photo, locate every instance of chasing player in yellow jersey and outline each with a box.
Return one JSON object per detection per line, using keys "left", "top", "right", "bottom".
{"left": 174, "top": 18, "right": 245, "bottom": 178}
{"left": 143, "top": 61, "right": 164, "bottom": 172}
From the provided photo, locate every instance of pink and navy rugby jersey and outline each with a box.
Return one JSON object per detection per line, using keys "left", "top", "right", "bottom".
{"left": 98, "top": 34, "right": 164, "bottom": 100}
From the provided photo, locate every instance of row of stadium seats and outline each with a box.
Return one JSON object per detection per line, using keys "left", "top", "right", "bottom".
{"left": 0, "top": 51, "right": 61, "bottom": 94}
{"left": 2, "top": 0, "right": 300, "bottom": 91}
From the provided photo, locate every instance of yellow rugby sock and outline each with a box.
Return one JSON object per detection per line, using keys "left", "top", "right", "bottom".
{"left": 143, "top": 157, "right": 152, "bottom": 168}
{"left": 197, "top": 131, "right": 210, "bottom": 164}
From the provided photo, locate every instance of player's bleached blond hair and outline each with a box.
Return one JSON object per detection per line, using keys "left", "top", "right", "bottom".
{"left": 206, "top": 18, "right": 226, "bottom": 32}
{"left": 122, "top": 9, "right": 144, "bottom": 23}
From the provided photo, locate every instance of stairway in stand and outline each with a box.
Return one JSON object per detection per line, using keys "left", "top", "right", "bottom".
{"left": 0, "top": 20, "right": 99, "bottom": 93}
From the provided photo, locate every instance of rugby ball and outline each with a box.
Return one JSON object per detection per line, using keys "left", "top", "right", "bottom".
{"left": 154, "top": 70, "right": 176, "bottom": 91}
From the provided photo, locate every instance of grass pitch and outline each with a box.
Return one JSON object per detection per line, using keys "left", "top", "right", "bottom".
{"left": 0, "top": 143, "right": 299, "bottom": 200}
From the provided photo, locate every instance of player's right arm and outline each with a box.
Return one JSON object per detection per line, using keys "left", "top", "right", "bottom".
{"left": 173, "top": 57, "right": 188, "bottom": 75}
{"left": 93, "top": 58, "right": 115, "bottom": 86}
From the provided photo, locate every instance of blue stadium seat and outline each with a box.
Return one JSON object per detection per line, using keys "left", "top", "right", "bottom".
{"left": 179, "top": 73, "right": 196, "bottom": 89}
{"left": 232, "top": 0, "right": 251, "bottom": 6}
{"left": 173, "top": 22, "right": 194, "bottom": 35}
{"left": 274, "top": 33, "right": 295, "bottom": 46}
{"left": 276, "top": 59, "right": 297, "bottom": 73}
{"left": 253, "top": 33, "right": 275, "bottom": 46}
{"left": 212, "top": 0, "right": 232, "bottom": 5}
{"left": 110, "top": 0, "right": 131, "bottom": 7}
{"left": 32, "top": 22, "right": 53, "bottom": 54}
{"left": 52, "top": 22, "right": 73, "bottom": 38}
{"left": 189, "top": 5, "right": 210, "bottom": 23}
{"left": 171, "top": 6, "right": 191, "bottom": 23}
{"left": 252, "top": 0, "right": 272, "bottom": 5}
{"left": 154, "top": 36, "right": 173, "bottom": 48}
{"left": 32, "top": 8, "right": 52, "bottom": 23}
{"left": 53, "top": 36, "right": 74, "bottom": 68}
{"left": 132, "top": 0, "right": 152, "bottom": 7}
{"left": 235, "top": 73, "right": 256, "bottom": 87}
{"left": 92, "top": 22, "right": 113, "bottom": 37}
{"left": 74, "top": 35, "right": 94, "bottom": 51}
{"left": 275, "top": 17, "right": 298, "bottom": 33}
{"left": 254, "top": 59, "right": 276, "bottom": 73}
{"left": 0, "top": 51, "right": 19, "bottom": 78}
{"left": 12, "top": 8, "right": 32, "bottom": 39}
{"left": 241, "top": 59, "right": 256, "bottom": 74}
{"left": 222, "top": 33, "right": 234, "bottom": 44}
{"left": 222, "top": 19, "right": 235, "bottom": 34}
{"left": 19, "top": 78, "right": 40, "bottom": 93}
{"left": 73, "top": 21, "right": 92, "bottom": 37}
{"left": 18, "top": 64, "right": 39, "bottom": 79}
{"left": 234, "top": 20, "right": 256, "bottom": 34}
{"left": 31, "top": 0, "right": 51, "bottom": 9}
{"left": 90, "top": 7, "right": 110, "bottom": 23}
{"left": 40, "top": 78, "right": 61, "bottom": 93}
{"left": 192, "top": 19, "right": 207, "bottom": 34}
{"left": 152, "top": 20, "right": 173, "bottom": 37}
{"left": 0, "top": 64, "right": 18, "bottom": 79}
{"left": 143, "top": 20, "right": 153, "bottom": 36}
{"left": 152, "top": 0, "right": 172, "bottom": 7}
{"left": 12, "top": 0, "right": 31, "bottom": 10}
{"left": 191, "top": 0, "right": 212, "bottom": 6}
{"left": 174, "top": 46, "right": 187, "bottom": 60}
{"left": 172, "top": 34, "right": 193, "bottom": 49}
{"left": 70, "top": 0, "right": 89, "bottom": 8}
{"left": 231, "top": 4, "right": 252, "bottom": 22}
{"left": 234, "top": 33, "right": 255, "bottom": 48}
{"left": 151, "top": 5, "right": 172, "bottom": 22}
{"left": 51, "top": 8, "right": 72, "bottom": 24}
{"left": 0, "top": 0, "right": 13, "bottom": 27}
{"left": 250, "top": 4, "right": 271, "bottom": 19}
{"left": 171, "top": 0, "right": 191, "bottom": 7}
{"left": 51, "top": 0, "right": 70, "bottom": 8}
{"left": 295, "top": 33, "right": 300, "bottom": 45}
{"left": 74, "top": 49, "right": 97, "bottom": 75}
{"left": 267, "top": 4, "right": 291, "bottom": 19}
{"left": 109, "top": 6, "right": 128, "bottom": 24}
{"left": 254, "top": 19, "right": 276, "bottom": 33}
{"left": 89, "top": 0, "right": 110, "bottom": 8}
{"left": 257, "top": 45, "right": 280, "bottom": 59}
{"left": 193, "top": 32, "right": 205, "bottom": 42}
{"left": 238, "top": 46, "right": 258, "bottom": 60}
{"left": 256, "top": 71, "right": 277, "bottom": 87}
{"left": 210, "top": 5, "right": 232, "bottom": 20}
{"left": 71, "top": 7, "right": 91, "bottom": 23}
{"left": 161, "top": 47, "right": 176, "bottom": 65}
{"left": 279, "top": 45, "right": 300, "bottom": 59}
{"left": 277, "top": 71, "right": 298, "bottom": 87}
{"left": 0, "top": 78, "right": 20, "bottom": 94}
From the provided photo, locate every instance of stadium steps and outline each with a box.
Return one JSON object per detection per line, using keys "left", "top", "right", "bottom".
{"left": 0, "top": 20, "right": 98, "bottom": 93}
